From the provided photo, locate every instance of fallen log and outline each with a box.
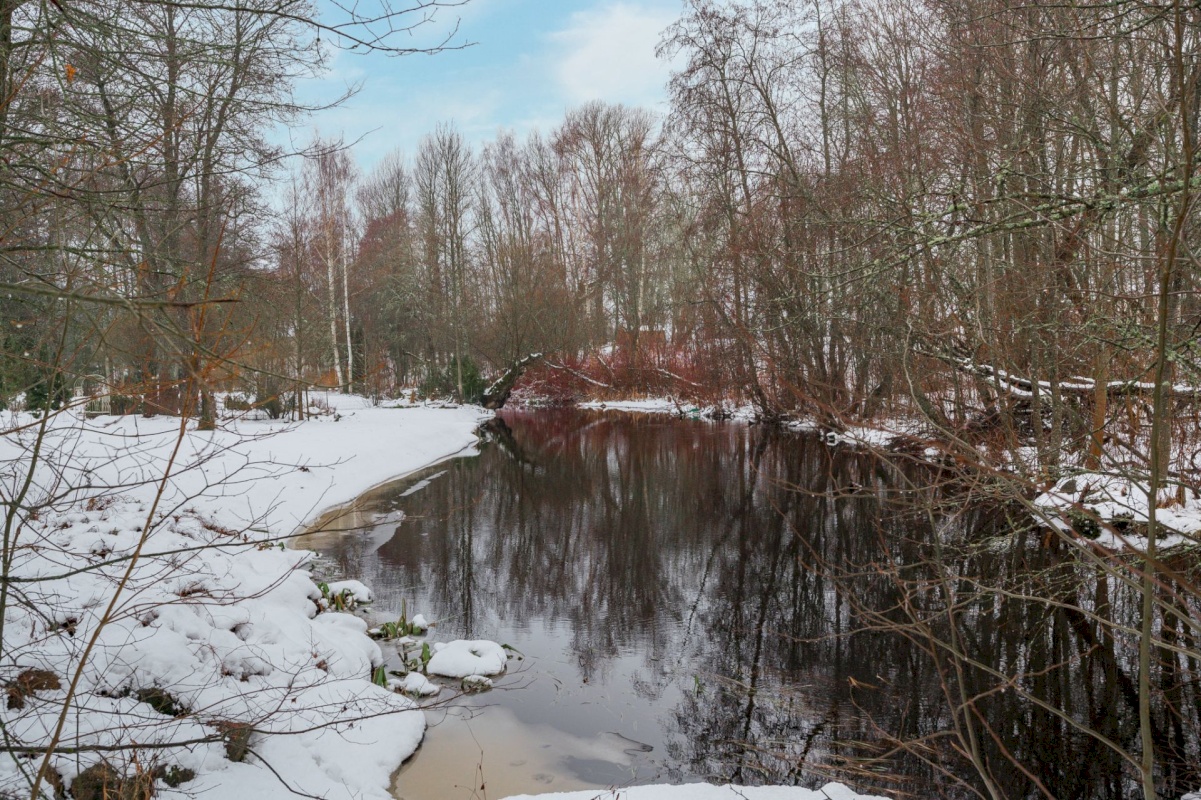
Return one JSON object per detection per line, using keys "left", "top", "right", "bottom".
{"left": 481, "top": 352, "right": 543, "bottom": 410}
{"left": 917, "top": 347, "right": 1201, "bottom": 401}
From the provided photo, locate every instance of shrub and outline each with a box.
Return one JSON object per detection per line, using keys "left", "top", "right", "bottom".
{"left": 223, "top": 393, "right": 252, "bottom": 412}
{"left": 420, "top": 356, "right": 487, "bottom": 404}
{"left": 26, "top": 369, "right": 71, "bottom": 412}
{"left": 110, "top": 394, "right": 139, "bottom": 415}
{"left": 254, "top": 393, "right": 283, "bottom": 420}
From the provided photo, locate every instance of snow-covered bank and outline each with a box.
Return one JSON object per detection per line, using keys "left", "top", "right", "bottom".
{"left": 0, "top": 399, "right": 490, "bottom": 800}
{"left": 1034, "top": 472, "right": 1201, "bottom": 549}
{"left": 578, "top": 398, "right": 707, "bottom": 415}
{"left": 63, "top": 394, "right": 491, "bottom": 537}
{"left": 500, "top": 782, "right": 891, "bottom": 800}
{"left": 577, "top": 397, "right": 1201, "bottom": 549}
{"left": 577, "top": 397, "right": 950, "bottom": 462}
{"left": 578, "top": 398, "right": 755, "bottom": 420}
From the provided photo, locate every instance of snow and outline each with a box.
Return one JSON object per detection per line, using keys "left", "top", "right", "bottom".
{"left": 2, "top": 400, "right": 486, "bottom": 538}
{"left": 500, "top": 782, "right": 892, "bottom": 800}
{"left": 410, "top": 613, "right": 430, "bottom": 631}
{"left": 325, "top": 579, "right": 373, "bottom": 607}
{"left": 395, "top": 672, "right": 441, "bottom": 697}
{"left": 579, "top": 398, "right": 683, "bottom": 414}
{"left": 938, "top": 352, "right": 1201, "bottom": 397}
{"left": 460, "top": 674, "right": 494, "bottom": 691}
{"left": 1034, "top": 472, "right": 1201, "bottom": 549}
{"left": 0, "top": 398, "right": 490, "bottom": 800}
{"left": 426, "top": 639, "right": 508, "bottom": 678}
{"left": 578, "top": 398, "right": 758, "bottom": 421}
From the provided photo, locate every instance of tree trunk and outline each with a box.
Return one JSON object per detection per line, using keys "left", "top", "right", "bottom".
{"left": 1086, "top": 349, "right": 1109, "bottom": 470}
{"left": 481, "top": 353, "right": 543, "bottom": 410}
{"left": 326, "top": 248, "right": 344, "bottom": 390}
{"left": 342, "top": 242, "right": 353, "bottom": 392}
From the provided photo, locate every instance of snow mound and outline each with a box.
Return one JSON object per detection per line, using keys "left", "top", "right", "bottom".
{"left": 0, "top": 497, "right": 426, "bottom": 800}
{"left": 393, "top": 673, "right": 440, "bottom": 697}
{"left": 326, "top": 579, "right": 373, "bottom": 606}
{"left": 426, "top": 640, "right": 507, "bottom": 678}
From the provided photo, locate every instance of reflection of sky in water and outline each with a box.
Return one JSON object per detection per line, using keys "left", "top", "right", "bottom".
{"left": 392, "top": 705, "right": 652, "bottom": 800}
{"left": 301, "top": 409, "right": 1167, "bottom": 800}
{"left": 303, "top": 409, "right": 816, "bottom": 796}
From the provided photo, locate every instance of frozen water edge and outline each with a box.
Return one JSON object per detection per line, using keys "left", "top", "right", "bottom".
{"left": 500, "top": 782, "right": 892, "bottom": 800}
{"left": 576, "top": 398, "right": 1201, "bottom": 551}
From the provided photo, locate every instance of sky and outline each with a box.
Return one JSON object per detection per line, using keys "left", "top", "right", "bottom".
{"left": 294, "top": 0, "right": 685, "bottom": 172}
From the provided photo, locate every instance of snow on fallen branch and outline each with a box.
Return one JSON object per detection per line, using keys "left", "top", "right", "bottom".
{"left": 917, "top": 346, "right": 1201, "bottom": 401}
{"left": 656, "top": 367, "right": 702, "bottom": 388}
{"left": 482, "top": 353, "right": 543, "bottom": 410}
{"left": 541, "top": 360, "right": 612, "bottom": 388}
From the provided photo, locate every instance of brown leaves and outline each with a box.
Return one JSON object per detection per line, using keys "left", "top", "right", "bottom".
{"left": 5, "top": 668, "right": 61, "bottom": 710}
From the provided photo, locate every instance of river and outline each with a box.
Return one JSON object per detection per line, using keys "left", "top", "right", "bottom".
{"left": 299, "top": 408, "right": 1200, "bottom": 800}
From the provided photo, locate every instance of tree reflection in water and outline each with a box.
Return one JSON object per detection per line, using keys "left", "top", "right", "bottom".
{"left": 311, "top": 409, "right": 1199, "bottom": 799}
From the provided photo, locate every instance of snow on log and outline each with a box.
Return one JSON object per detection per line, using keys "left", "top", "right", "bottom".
{"left": 918, "top": 347, "right": 1201, "bottom": 401}
{"left": 482, "top": 353, "right": 543, "bottom": 410}
{"left": 542, "top": 359, "right": 611, "bottom": 387}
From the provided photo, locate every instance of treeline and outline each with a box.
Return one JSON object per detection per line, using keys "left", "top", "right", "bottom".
{"left": 260, "top": 0, "right": 1201, "bottom": 469}
{"left": 259, "top": 105, "right": 678, "bottom": 406}
{"left": 7, "top": 0, "right": 1201, "bottom": 470}
{"left": 0, "top": 0, "right": 454, "bottom": 428}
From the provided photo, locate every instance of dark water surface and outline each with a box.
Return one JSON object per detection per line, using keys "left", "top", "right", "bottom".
{"left": 300, "top": 409, "right": 1198, "bottom": 800}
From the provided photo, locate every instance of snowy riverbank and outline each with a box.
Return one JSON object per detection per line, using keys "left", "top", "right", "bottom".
{"left": 1, "top": 396, "right": 906, "bottom": 800}
{"left": 577, "top": 398, "right": 934, "bottom": 451}
{"left": 577, "top": 396, "right": 1201, "bottom": 549}
{"left": 0, "top": 396, "right": 488, "bottom": 800}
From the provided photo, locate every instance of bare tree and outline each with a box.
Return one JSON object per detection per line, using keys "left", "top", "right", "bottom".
{"left": 414, "top": 122, "right": 475, "bottom": 399}
{"left": 308, "top": 144, "right": 357, "bottom": 391}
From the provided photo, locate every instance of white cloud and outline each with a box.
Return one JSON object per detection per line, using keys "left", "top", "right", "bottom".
{"left": 291, "top": 0, "right": 685, "bottom": 175}
{"left": 550, "top": 1, "right": 678, "bottom": 109}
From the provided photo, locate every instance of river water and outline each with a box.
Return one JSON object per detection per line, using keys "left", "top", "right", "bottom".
{"left": 299, "top": 409, "right": 1199, "bottom": 800}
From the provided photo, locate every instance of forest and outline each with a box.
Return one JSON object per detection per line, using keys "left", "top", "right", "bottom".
{"left": 5, "top": 0, "right": 1201, "bottom": 471}
{"left": 1, "top": 0, "right": 1201, "bottom": 799}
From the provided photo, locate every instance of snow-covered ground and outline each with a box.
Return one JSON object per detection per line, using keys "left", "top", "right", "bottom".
{"left": 783, "top": 416, "right": 941, "bottom": 457}
{"left": 1034, "top": 472, "right": 1201, "bottom": 548}
{"left": 0, "top": 397, "right": 489, "bottom": 800}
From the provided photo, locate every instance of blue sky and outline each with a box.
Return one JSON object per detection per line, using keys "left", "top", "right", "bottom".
{"left": 295, "top": 0, "right": 684, "bottom": 171}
